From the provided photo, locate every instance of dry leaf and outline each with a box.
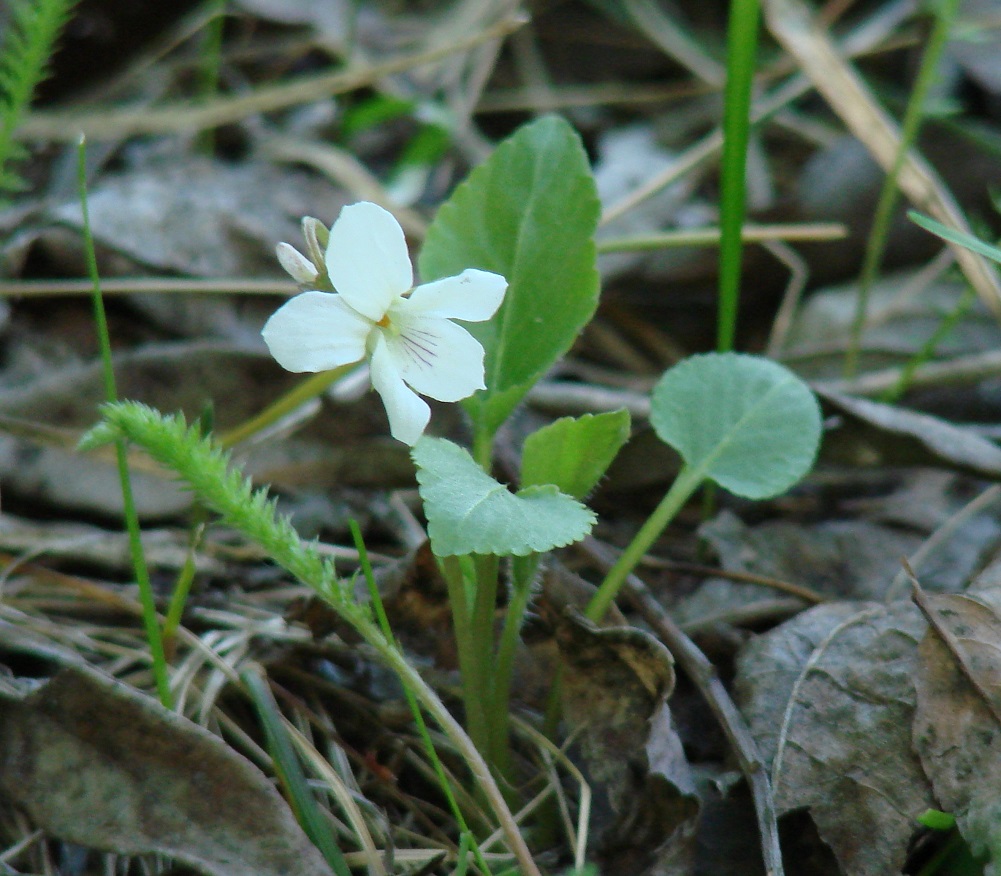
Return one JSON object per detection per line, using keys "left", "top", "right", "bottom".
{"left": 0, "top": 665, "right": 334, "bottom": 876}
{"left": 687, "top": 511, "right": 918, "bottom": 621}
{"left": 913, "top": 585, "right": 1001, "bottom": 865}
{"left": 541, "top": 601, "right": 699, "bottom": 875}
{"left": 818, "top": 388, "right": 1001, "bottom": 479}
{"left": 735, "top": 600, "right": 935, "bottom": 875}
{"left": 734, "top": 601, "right": 865, "bottom": 767}
{"left": 51, "top": 157, "right": 337, "bottom": 281}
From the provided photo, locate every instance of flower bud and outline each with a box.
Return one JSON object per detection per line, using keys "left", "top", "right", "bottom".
{"left": 301, "top": 216, "right": 328, "bottom": 272}
{"left": 276, "top": 242, "right": 319, "bottom": 285}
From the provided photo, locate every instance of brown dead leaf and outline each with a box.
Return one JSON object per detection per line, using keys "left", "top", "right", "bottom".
{"left": 735, "top": 600, "right": 934, "bottom": 875}
{"left": 0, "top": 664, "right": 334, "bottom": 876}
{"left": 734, "top": 601, "right": 865, "bottom": 767}
{"left": 541, "top": 601, "right": 699, "bottom": 875}
{"left": 912, "top": 584, "right": 1001, "bottom": 865}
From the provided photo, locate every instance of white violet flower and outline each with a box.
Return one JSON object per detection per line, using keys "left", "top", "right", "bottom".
{"left": 262, "top": 201, "right": 507, "bottom": 445}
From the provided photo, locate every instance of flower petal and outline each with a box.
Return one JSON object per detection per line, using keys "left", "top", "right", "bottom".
{"left": 384, "top": 315, "right": 485, "bottom": 403}
{"left": 403, "top": 269, "right": 507, "bottom": 322}
{"left": 262, "top": 291, "right": 370, "bottom": 372}
{"left": 370, "top": 333, "right": 430, "bottom": 445}
{"left": 326, "top": 202, "right": 413, "bottom": 322}
{"left": 276, "top": 242, "right": 319, "bottom": 285}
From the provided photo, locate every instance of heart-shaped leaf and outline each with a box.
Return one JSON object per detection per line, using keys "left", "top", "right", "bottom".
{"left": 650, "top": 353, "right": 821, "bottom": 499}
{"left": 412, "top": 436, "right": 595, "bottom": 557}
{"left": 521, "top": 410, "right": 631, "bottom": 500}
{"left": 418, "top": 115, "right": 601, "bottom": 438}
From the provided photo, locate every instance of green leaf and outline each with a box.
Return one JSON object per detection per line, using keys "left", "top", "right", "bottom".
{"left": 650, "top": 353, "right": 821, "bottom": 499}
{"left": 412, "top": 436, "right": 595, "bottom": 557}
{"left": 521, "top": 410, "right": 631, "bottom": 500}
{"left": 418, "top": 115, "right": 601, "bottom": 437}
{"left": 908, "top": 210, "right": 1001, "bottom": 264}
{"left": 0, "top": 0, "right": 78, "bottom": 201}
{"left": 918, "top": 810, "right": 956, "bottom": 831}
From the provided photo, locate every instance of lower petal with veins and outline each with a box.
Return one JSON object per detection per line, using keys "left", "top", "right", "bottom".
{"left": 370, "top": 333, "right": 431, "bottom": 445}
{"left": 387, "top": 316, "right": 486, "bottom": 403}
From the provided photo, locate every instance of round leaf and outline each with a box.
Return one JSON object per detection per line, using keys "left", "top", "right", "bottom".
{"left": 412, "top": 437, "right": 595, "bottom": 556}
{"left": 650, "top": 353, "right": 820, "bottom": 499}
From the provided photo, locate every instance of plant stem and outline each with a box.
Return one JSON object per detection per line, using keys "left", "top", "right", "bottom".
{"left": 845, "top": 0, "right": 961, "bottom": 377}
{"left": 441, "top": 556, "right": 492, "bottom": 767}
{"left": 242, "top": 666, "right": 351, "bottom": 876}
{"left": 587, "top": 465, "right": 704, "bottom": 622}
{"left": 161, "top": 518, "right": 205, "bottom": 654}
{"left": 351, "top": 523, "right": 493, "bottom": 875}
{"left": 366, "top": 622, "right": 539, "bottom": 876}
{"left": 881, "top": 285, "right": 974, "bottom": 403}
{"left": 470, "top": 553, "right": 504, "bottom": 771}
{"left": 717, "top": 0, "right": 761, "bottom": 352}
{"left": 196, "top": 0, "right": 226, "bottom": 154}
{"left": 78, "top": 137, "right": 171, "bottom": 708}
{"left": 472, "top": 422, "right": 493, "bottom": 472}
{"left": 97, "top": 404, "right": 539, "bottom": 875}
{"left": 492, "top": 553, "right": 540, "bottom": 770}
{"left": 219, "top": 365, "right": 356, "bottom": 448}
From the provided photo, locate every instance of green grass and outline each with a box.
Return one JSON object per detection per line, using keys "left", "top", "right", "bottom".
{"left": 78, "top": 137, "right": 172, "bottom": 708}
{"left": 845, "top": 0, "right": 963, "bottom": 377}
{"left": 717, "top": 0, "right": 761, "bottom": 352}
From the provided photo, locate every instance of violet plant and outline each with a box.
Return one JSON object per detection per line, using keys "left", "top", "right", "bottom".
{"left": 84, "top": 115, "right": 822, "bottom": 798}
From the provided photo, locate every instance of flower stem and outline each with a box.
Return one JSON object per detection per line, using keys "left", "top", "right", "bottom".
{"left": 219, "top": 365, "right": 358, "bottom": 448}
{"left": 352, "top": 524, "right": 493, "bottom": 875}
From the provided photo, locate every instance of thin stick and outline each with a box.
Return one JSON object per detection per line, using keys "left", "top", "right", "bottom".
{"left": 811, "top": 348, "right": 1001, "bottom": 398}
{"left": 658, "top": 559, "right": 824, "bottom": 605}
{"left": 596, "top": 222, "right": 846, "bottom": 252}
{"left": 0, "top": 278, "right": 297, "bottom": 297}
{"left": 764, "top": 238, "right": 809, "bottom": 357}
{"left": 17, "top": 15, "right": 528, "bottom": 142}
